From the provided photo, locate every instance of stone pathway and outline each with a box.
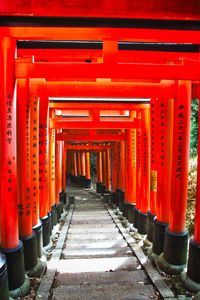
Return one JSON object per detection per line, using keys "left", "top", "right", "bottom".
{"left": 51, "top": 187, "right": 158, "bottom": 300}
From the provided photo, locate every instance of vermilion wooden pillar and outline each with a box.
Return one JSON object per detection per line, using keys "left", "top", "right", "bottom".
{"left": 80, "top": 152, "right": 86, "bottom": 187}
{"left": 96, "top": 151, "right": 103, "bottom": 193}
{"left": 137, "top": 108, "right": 150, "bottom": 234}
{"left": 120, "top": 140, "right": 125, "bottom": 192}
{"left": 39, "top": 96, "right": 50, "bottom": 247}
{"left": 17, "top": 78, "right": 39, "bottom": 274}
{"left": 55, "top": 134, "right": 63, "bottom": 220}
{"left": 58, "top": 140, "right": 63, "bottom": 193}
{"left": 102, "top": 150, "right": 107, "bottom": 193}
{"left": 117, "top": 140, "right": 125, "bottom": 209}
{"left": 0, "top": 36, "right": 29, "bottom": 296}
{"left": 150, "top": 98, "right": 158, "bottom": 215}
{"left": 30, "top": 96, "right": 40, "bottom": 227}
{"left": 105, "top": 148, "right": 111, "bottom": 192}
{"left": 77, "top": 152, "right": 81, "bottom": 185}
{"left": 160, "top": 80, "right": 191, "bottom": 274}
{"left": 17, "top": 79, "right": 32, "bottom": 238}
{"left": 153, "top": 97, "right": 173, "bottom": 254}
{"left": 147, "top": 98, "right": 158, "bottom": 243}
{"left": 134, "top": 110, "right": 142, "bottom": 229}
{"left": 124, "top": 128, "right": 137, "bottom": 222}
{"left": 85, "top": 152, "right": 91, "bottom": 188}
{"left": 111, "top": 142, "right": 117, "bottom": 203}
{"left": 61, "top": 142, "right": 66, "bottom": 206}
{"left": 73, "top": 152, "right": 78, "bottom": 182}
{"left": 49, "top": 127, "right": 56, "bottom": 208}
{"left": 49, "top": 126, "right": 57, "bottom": 226}
{"left": 185, "top": 96, "right": 200, "bottom": 289}
{"left": 30, "top": 95, "right": 43, "bottom": 258}
{"left": 62, "top": 143, "right": 67, "bottom": 192}
{"left": 55, "top": 136, "right": 60, "bottom": 203}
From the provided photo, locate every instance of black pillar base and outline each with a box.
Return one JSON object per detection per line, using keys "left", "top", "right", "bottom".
{"left": 80, "top": 175, "right": 86, "bottom": 187}
{"left": 123, "top": 202, "right": 129, "bottom": 219}
{"left": 115, "top": 189, "right": 120, "bottom": 207}
{"left": 1, "top": 241, "right": 25, "bottom": 291}
{"left": 51, "top": 204, "right": 58, "bottom": 227}
{"left": 103, "top": 192, "right": 111, "bottom": 204}
{"left": 75, "top": 175, "right": 80, "bottom": 185}
{"left": 61, "top": 200, "right": 64, "bottom": 214}
{"left": 62, "top": 192, "right": 67, "bottom": 204}
{"left": 33, "top": 222, "right": 43, "bottom": 258}
{"left": 69, "top": 195, "right": 75, "bottom": 205}
{"left": 85, "top": 178, "right": 91, "bottom": 188}
{"left": 153, "top": 219, "right": 168, "bottom": 255}
{"left": 133, "top": 207, "right": 139, "bottom": 229}
{"left": 48, "top": 212, "right": 52, "bottom": 236}
{"left": 67, "top": 172, "right": 71, "bottom": 180}
{"left": 119, "top": 190, "right": 125, "bottom": 211}
{"left": 187, "top": 239, "right": 200, "bottom": 283}
{"left": 0, "top": 253, "right": 9, "bottom": 300}
{"left": 21, "top": 232, "right": 37, "bottom": 272}
{"left": 71, "top": 175, "right": 75, "bottom": 184}
{"left": 41, "top": 215, "right": 51, "bottom": 247}
{"left": 101, "top": 185, "right": 106, "bottom": 196}
{"left": 59, "top": 191, "right": 64, "bottom": 203}
{"left": 110, "top": 192, "right": 116, "bottom": 205}
{"left": 147, "top": 212, "right": 156, "bottom": 243}
{"left": 127, "top": 204, "right": 135, "bottom": 224}
{"left": 56, "top": 202, "right": 62, "bottom": 221}
{"left": 163, "top": 228, "right": 189, "bottom": 265}
{"left": 96, "top": 182, "right": 102, "bottom": 193}
{"left": 137, "top": 211, "right": 147, "bottom": 234}
{"left": 59, "top": 193, "right": 64, "bottom": 215}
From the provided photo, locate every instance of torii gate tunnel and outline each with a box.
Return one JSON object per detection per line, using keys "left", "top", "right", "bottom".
{"left": 1, "top": 1, "right": 200, "bottom": 298}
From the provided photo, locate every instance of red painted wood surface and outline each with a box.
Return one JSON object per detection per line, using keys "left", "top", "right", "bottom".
{"left": 30, "top": 96, "right": 40, "bottom": 227}
{"left": 97, "top": 152, "right": 103, "bottom": 183}
{"left": 125, "top": 127, "right": 136, "bottom": 204}
{"left": 49, "top": 128, "right": 56, "bottom": 207}
{"left": 136, "top": 110, "right": 142, "bottom": 211}
{"left": 81, "top": 152, "right": 86, "bottom": 176}
{"left": 39, "top": 97, "right": 50, "bottom": 217}
{"left": 156, "top": 97, "right": 173, "bottom": 223}
{"left": 17, "top": 78, "right": 32, "bottom": 238}
{"left": 0, "top": 0, "right": 200, "bottom": 20}
{"left": 169, "top": 81, "right": 191, "bottom": 233}
{"left": 150, "top": 98, "right": 158, "bottom": 216}
{"left": 194, "top": 99, "right": 200, "bottom": 243}
{"left": 85, "top": 152, "right": 91, "bottom": 180}
{"left": 0, "top": 36, "right": 19, "bottom": 249}
{"left": 140, "top": 108, "right": 150, "bottom": 214}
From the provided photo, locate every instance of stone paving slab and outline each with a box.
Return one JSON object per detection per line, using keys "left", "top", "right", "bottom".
{"left": 68, "top": 227, "right": 119, "bottom": 233}
{"left": 65, "top": 239, "right": 128, "bottom": 248}
{"left": 57, "top": 270, "right": 148, "bottom": 285}
{"left": 69, "top": 223, "right": 117, "bottom": 229}
{"left": 72, "top": 214, "right": 111, "bottom": 219}
{"left": 71, "top": 219, "right": 114, "bottom": 225}
{"left": 73, "top": 211, "right": 109, "bottom": 215}
{"left": 57, "top": 256, "right": 139, "bottom": 273}
{"left": 74, "top": 208, "right": 106, "bottom": 212}
{"left": 62, "top": 247, "right": 133, "bottom": 258}
{"left": 52, "top": 283, "right": 155, "bottom": 300}
{"left": 66, "top": 232, "right": 123, "bottom": 240}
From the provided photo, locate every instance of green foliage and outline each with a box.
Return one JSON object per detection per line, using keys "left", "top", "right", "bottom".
{"left": 190, "top": 99, "right": 199, "bottom": 157}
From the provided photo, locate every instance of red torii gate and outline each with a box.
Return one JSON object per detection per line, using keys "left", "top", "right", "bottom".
{"left": 1, "top": 10, "right": 200, "bottom": 297}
